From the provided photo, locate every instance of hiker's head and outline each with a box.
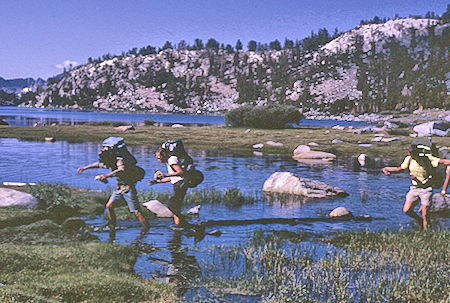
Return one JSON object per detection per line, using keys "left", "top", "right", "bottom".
{"left": 156, "top": 148, "right": 169, "bottom": 162}
{"left": 408, "top": 144, "right": 419, "bottom": 159}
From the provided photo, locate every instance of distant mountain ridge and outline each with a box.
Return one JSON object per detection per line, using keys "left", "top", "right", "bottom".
{"left": 20, "top": 17, "right": 450, "bottom": 113}
{"left": 0, "top": 77, "right": 45, "bottom": 94}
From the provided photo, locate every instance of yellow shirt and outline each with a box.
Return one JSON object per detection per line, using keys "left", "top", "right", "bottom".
{"left": 401, "top": 155, "right": 440, "bottom": 186}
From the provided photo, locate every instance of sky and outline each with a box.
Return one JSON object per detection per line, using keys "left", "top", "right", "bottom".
{"left": 0, "top": 0, "right": 447, "bottom": 80}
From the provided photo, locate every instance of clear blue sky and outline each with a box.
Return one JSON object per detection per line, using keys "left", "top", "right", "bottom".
{"left": 0, "top": 0, "right": 447, "bottom": 80}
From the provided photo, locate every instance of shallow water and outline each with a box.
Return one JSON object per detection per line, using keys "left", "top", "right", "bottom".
{"left": 1, "top": 137, "right": 446, "bottom": 301}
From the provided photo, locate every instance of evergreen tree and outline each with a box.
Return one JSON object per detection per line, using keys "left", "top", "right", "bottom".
{"left": 247, "top": 40, "right": 257, "bottom": 51}
{"left": 235, "top": 39, "right": 243, "bottom": 51}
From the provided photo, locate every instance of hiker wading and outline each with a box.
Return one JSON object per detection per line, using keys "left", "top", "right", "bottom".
{"left": 382, "top": 144, "right": 450, "bottom": 230}
{"left": 77, "top": 137, "right": 149, "bottom": 229}
{"left": 150, "top": 147, "right": 191, "bottom": 227}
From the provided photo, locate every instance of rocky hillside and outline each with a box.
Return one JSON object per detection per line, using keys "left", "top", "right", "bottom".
{"left": 22, "top": 17, "right": 449, "bottom": 114}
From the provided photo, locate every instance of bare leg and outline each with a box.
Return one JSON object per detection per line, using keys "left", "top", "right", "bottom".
{"left": 135, "top": 212, "right": 150, "bottom": 229}
{"left": 403, "top": 200, "right": 422, "bottom": 226}
{"left": 105, "top": 200, "right": 116, "bottom": 227}
{"left": 420, "top": 205, "right": 429, "bottom": 230}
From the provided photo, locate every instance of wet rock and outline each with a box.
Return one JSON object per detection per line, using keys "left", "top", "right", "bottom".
{"left": 308, "top": 142, "right": 319, "bottom": 146}
{"left": 430, "top": 193, "right": 449, "bottom": 213}
{"left": 253, "top": 143, "right": 264, "bottom": 149}
{"left": 262, "top": 172, "right": 348, "bottom": 198}
{"left": 44, "top": 137, "right": 55, "bottom": 142}
{"left": 293, "top": 151, "right": 336, "bottom": 162}
{"left": 207, "top": 229, "right": 222, "bottom": 236}
{"left": 171, "top": 124, "right": 184, "bottom": 128}
{"left": 62, "top": 217, "right": 86, "bottom": 231}
{"left": 0, "top": 188, "right": 39, "bottom": 208}
{"left": 354, "top": 154, "right": 375, "bottom": 168}
{"left": 329, "top": 207, "right": 353, "bottom": 218}
{"left": 0, "top": 118, "right": 8, "bottom": 125}
{"left": 115, "top": 125, "right": 135, "bottom": 132}
{"left": 187, "top": 205, "right": 201, "bottom": 215}
{"left": 143, "top": 200, "right": 173, "bottom": 217}
{"left": 332, "top": 139, "right": 342, "bottom": 143}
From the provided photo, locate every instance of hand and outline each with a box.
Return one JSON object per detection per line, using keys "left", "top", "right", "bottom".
{"left": 382, "top": 168, "right": 390, "bottom": 175}
{"left": 154, "top": 170, "right": 164, "bottom": 180}
{"left": 77, "top": 167, "right": 85, "bottom": 174}
{"left": 441, "top": 191, "right": 447, "bottom": 196}
{"left": 148, "top": 179, "right": 158, "bottom": 185}
{"left": 98, "top": 174, "right": 108, "bottom": 181}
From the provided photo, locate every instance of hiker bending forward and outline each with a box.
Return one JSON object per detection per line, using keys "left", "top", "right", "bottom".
{"left": 77, "top": 141, "right": 149, "bottom": 229}
{"left": 150, "top": 148, "right": 190, "bottom": 227}
{"left": 382, "top": 145, "right": 450, "bottom": 230}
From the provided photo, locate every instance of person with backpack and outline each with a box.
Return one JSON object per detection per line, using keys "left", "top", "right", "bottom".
{"left": 382, "top": 143, "right": 450, "bottom": 230}
{"left": 77, "top": 137, "right": 149, "bottom": 229}
{"left": 149, "top": 139, "right": 203, "bottom": 228}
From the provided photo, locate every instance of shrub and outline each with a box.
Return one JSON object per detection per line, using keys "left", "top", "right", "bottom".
{"left": 225, "top": 104, "right": 302, "bottom": 129}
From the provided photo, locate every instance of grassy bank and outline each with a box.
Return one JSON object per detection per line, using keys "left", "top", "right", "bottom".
{"left": 2, "top": 124, "right": 447, "bottom": 161}
{"left": 203, "top": 229, "right": 449, "bottom": 302}
{"left": 0, "top": 186, "right": 179, "bottom": 302}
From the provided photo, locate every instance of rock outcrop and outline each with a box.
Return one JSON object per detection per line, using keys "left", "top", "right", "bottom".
{"left": 262, "top": 172, "right": 348, "bottom": 198}
{"left": 0, "top": 188, "right": 39, "bottom": 208}
{"left": 430, "top": 193, "right": 449, "bottom": 213}
{"left": 143, "top": 200, "right": 173, "bottom": 217}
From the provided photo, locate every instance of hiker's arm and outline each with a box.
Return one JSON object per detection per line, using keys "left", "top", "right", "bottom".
{"left": 77, "top": 162, "right": 101, "bottom": 173}
{"left": 149, "top": 177, "right": 171, "bottom": 184}
{"left": 165, "top": 164, "right": 184, "bottom": 177}
{"left": 438, "top": 159, "right": 450, "bottom": 166}
{"left": 98, "top": 159, "right": 125, "bottom": 180}
{"left": 382, "top": 166, "right": 404, "bottom": 175}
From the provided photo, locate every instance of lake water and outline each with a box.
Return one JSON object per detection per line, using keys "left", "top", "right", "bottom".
{"left": 1, "top": 138, "right": 443, "bottom": 301}
{"left": 0, "top": 106, "right": 372, "bottom": 128}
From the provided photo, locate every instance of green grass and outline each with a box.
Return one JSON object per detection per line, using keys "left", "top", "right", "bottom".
{"left": 203, "top": 229, "right": 450, "bottom": 303}
{"left": 2, "top": 124, "right": 447, "bottom": 161}
{"left": 0, "top": 243, "right": 177, "bottom": 302}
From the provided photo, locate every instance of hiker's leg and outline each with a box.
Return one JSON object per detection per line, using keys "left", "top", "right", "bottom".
{"left": 404, "top": 187, "right": 423, "bottom": 223}
{"left": 419, "top": 187, "right": 433, "bottom": 230}
{"left": 124, "top": 186, "right": 149, "bottom": 228}
{"left": 168, "top": 181, "right": 188, "bottom": 226}
{"left": 105, "top": 194, "right": 117, "bottom": 227}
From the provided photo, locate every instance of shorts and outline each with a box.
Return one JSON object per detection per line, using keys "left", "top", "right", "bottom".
{"left": 109, "top": 186, "right": 141, "bottom": 213}
{"left": 405, "top": 186, "right": 433, "bottom": 207}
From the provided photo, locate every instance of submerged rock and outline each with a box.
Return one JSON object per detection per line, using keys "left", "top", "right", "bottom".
{"left": 0, "top": 188, "right": 39, "bottom": 208}
{"left": 262, "top": 172, "right": 348, "bottom": 198}
{"left": 143, "top": 200, "right": 173, "bottom": 217}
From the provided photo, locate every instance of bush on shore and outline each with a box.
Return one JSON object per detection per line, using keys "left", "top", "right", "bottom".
{"left": 225, "top": 104, "right": 302, "bottom": 129}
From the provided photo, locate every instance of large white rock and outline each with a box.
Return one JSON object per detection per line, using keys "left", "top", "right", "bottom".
{"left": 413, "top": 121, "right": 449, "bottom": 137}
{"left": 262, "top": 172, "right": 348, "bottom": 198}
{"left": 430, "top": 193, "right": 449, "bottom": 213}
{"left": 142, "top": 200, "right": 173, "bottom": 217}
{"left": 0, "top": 188, "right": 39, "bottom": 208}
